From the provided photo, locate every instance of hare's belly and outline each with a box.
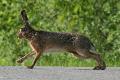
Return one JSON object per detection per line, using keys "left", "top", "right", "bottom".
{"left": 44, "top": 47, "right": 66, "bottom": 53}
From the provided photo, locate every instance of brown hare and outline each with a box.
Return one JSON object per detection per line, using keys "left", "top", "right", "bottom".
{"left": 16, "top": 10, "right": 106, "bottom": 70}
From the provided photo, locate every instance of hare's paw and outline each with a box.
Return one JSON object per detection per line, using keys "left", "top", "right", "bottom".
{"left": 93, "top": 66, "right": 106, "bottom": 70}
{"left": 27, "top": 66, "right": 33, "bottom": 69}
{"left": 16, "top": 58, "right": 24, "bottom": 63}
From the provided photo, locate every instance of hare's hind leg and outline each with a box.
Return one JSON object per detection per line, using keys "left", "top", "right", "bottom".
{"left": 89, "top": 52, "right": 106, "bottom": 70}
{"left": 75, "top": 49, "right": 106, "bottom": 70}
{"left": 16, "top": 51, "right": 34, "bottom": 63}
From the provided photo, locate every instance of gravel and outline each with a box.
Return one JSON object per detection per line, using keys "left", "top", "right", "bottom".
{"left": 0, "top": 66, "right": 120, "bottom": 80}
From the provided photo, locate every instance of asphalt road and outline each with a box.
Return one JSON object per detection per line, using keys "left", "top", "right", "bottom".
{"left": 0, "top": 66, "right": 120, "bottom": 80}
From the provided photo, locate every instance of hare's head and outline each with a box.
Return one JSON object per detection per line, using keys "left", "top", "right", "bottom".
{"left": 18, "top": 10, "right": 33, "bottom": 39}
{"left": 18, "top": 26, "right": 33, "bottom": 39}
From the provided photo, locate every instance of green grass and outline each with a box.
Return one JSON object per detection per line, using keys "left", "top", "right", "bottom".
{"left": 16, "top": 53, "right": 96, "bottom": 67}
{"left": 0, "top": 0, "right": 120, "bottom": 67}
{"left": 1, "top": 52, "right": 119, "bottom": 67}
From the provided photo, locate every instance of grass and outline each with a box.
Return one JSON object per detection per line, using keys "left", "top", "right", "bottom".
{"left": 0, "top": 52, "right": 119, "bottom": 67}
{"left": 19, "top": 53, "right": 96, "bottom": 67}
{"left": 0, "top": 0, "right": 120, "bottom": 67}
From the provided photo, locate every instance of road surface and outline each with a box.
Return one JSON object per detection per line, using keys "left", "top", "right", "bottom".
{"left": 0, "top": 66, "right": 120, "bottom": 80}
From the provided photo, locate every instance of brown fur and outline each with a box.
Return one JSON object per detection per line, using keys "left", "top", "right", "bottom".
{"left": 16, "top": 10, "right": 106, "bottom": 70}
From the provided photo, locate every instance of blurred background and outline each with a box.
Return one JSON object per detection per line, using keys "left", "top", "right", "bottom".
{"left": 0, "top": 0, "right": 120, "bottom": 67}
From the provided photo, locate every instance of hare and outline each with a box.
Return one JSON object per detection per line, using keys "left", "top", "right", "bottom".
{"left": 16, "top": 10, "right": 106, "bottom": 70}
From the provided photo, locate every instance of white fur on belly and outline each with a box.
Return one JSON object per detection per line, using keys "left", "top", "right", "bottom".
{"left": 44, "top": 47, "right": 66, "bottom": 53}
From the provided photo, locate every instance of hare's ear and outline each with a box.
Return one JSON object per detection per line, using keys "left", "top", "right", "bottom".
{"left": 21, "top": 10, "right": 31, "bottom": 28}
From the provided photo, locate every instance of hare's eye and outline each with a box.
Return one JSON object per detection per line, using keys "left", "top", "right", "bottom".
{"left": 23, "top": 28, "right": 27, "bottom": 31}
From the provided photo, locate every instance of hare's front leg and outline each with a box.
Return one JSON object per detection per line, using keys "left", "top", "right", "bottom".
{"left": 27, "top": 49, "right": 43, "bottom": 69}
{"left": 16, "top": 51, "right": 35, "bottom": 63}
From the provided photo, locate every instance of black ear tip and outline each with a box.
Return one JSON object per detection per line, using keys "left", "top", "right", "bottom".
{"left": 21, "top": 10, "right": 26, "bottom": 15}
